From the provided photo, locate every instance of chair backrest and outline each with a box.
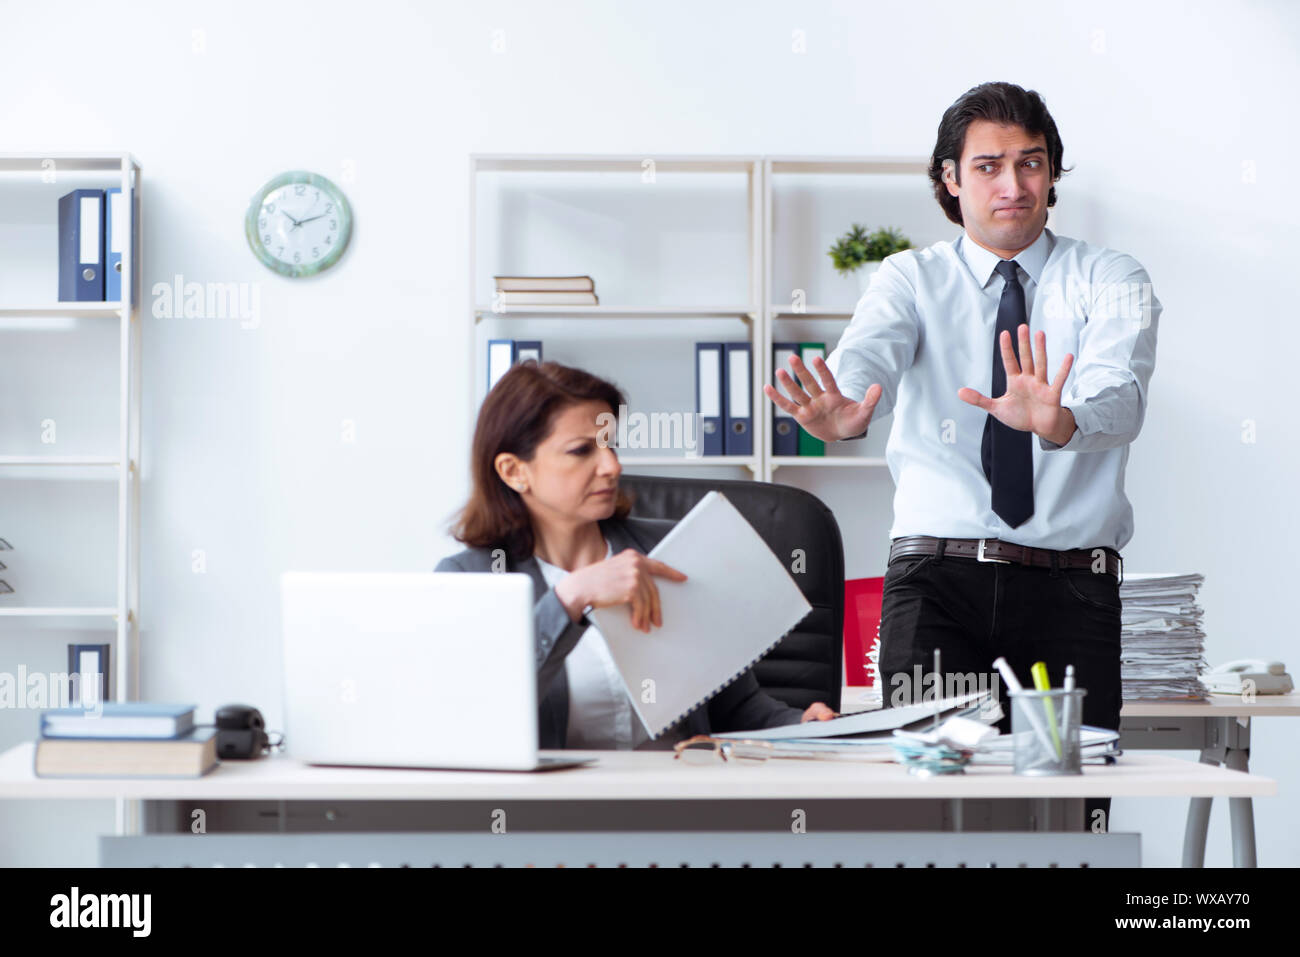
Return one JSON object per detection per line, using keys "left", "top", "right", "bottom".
{"left": 619, "top": 473, "right": 844, "bottom": 709}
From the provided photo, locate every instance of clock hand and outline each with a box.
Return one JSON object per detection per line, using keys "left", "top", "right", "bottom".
{"left": 296, "top": 213, "right": 329, "bottom": 226}
{"left": 281, "top": 210, "right": 303, "bottom": 228}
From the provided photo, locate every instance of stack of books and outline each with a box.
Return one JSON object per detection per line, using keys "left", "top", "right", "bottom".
{"left": 35, "top": 703, "right": 217, "bottom": 778}
{"left": 493, "top": 275, "right": 598, "bottom": 306}
{"left": 1119, "top": 572, "right": 1209, "bottom": 700}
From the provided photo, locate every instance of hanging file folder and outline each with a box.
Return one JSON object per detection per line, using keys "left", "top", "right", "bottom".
{"left": 771, "top": 342, "right": 799, "bottom": 456}
{"left": 695, "top": 342, "right": 724, "bottom": 455}
{"left": 487, "top": 339, "right": 516, "bottom": 393}
{"left": 58, "top": 189, "right": 105, "bottom": 301}
{"left": 723, "top": 342, "right": 752, "bottom": 456}
{"left": 104, "top": 187, "right": 129, "bottom": 302}
{"left": 797, "top": 342, "right": 826, "bottom": 456}
{"left": 66, "top": 643, "right": 110, "bottom": 708}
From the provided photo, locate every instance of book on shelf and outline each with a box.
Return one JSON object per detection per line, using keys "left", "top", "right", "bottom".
{"left": 494, "top": 290, "right": 599, "bottom": 306}
{"left": 493, "top": 275, "right": 595, "bottom": 292}
{"left": 41, "top": 702, "right": 196, "bottom": 739}
{"left": 35, "top": 726, "right": 218, "bottom": 778}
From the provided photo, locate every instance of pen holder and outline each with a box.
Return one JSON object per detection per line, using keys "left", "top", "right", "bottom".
{"left": 1010, "top": 689, "right": 1086, "bottom": 776}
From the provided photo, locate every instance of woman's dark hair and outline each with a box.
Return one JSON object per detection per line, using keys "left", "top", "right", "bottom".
{"left": 451, "top": 360, "right": 633, "bottom": 561}
{"left": 927, "top": 82, "right": 1073, "bottom": 226}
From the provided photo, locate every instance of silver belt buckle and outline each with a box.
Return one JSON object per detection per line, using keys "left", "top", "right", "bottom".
{"left": 977, "top": 538, "right": 1011, "bottom": 564}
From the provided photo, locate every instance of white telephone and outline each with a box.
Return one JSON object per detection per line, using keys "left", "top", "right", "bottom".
{"left": 1205, "top": 659, "right": 1294, "bottom": 696}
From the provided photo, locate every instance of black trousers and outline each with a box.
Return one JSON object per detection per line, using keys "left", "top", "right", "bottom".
{"left": 877, "top": 542, "right": 1123, "bottom": 833}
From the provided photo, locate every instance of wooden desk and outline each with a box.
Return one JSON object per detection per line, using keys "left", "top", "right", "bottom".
{"left": 1119, "top": 693, "right": 1300, "bottom": 867}
{"left": 841, "top": 686, "right": 1300, "bottom": 867}
{"left": 0, "top": 742, "right": 1275, "bottom": 867}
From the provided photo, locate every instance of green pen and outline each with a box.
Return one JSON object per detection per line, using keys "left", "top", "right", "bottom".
{"left": 1031, "top": 661, "right": 1062, "bottom": 761}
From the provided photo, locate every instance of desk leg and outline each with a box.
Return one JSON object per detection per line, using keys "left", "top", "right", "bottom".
{"left": 1223, "top": 745, "right": 1257, "bottom": 868}
{"left": 1031, "top": 798, "right": 1083, "bottom": 832}
{"left": 1182, "top": 766, "right": 1213, "bottom": 869}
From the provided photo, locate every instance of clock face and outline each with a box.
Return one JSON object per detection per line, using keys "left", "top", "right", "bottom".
{"left": 245, "top": 171, "right": 352, "bottom": 277}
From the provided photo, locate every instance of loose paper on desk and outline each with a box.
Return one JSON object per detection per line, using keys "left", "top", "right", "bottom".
{"left": 588, "top": 491, "right": 811, "bottom": 739}
{"left": 718, "top": 690, "right": 992, "bottom": 741}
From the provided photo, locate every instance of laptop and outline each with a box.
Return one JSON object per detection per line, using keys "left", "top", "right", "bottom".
{"left": 280, "top": 571, "right": 593, "bottom": 772}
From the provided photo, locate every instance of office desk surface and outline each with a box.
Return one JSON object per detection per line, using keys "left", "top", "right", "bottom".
{"left": 0, "top": 744, "right": 1274, "bottom": 802}
{"left": 841, "top": 687, "right": 1300, "bottom": 718}
{"left": 1120, "top": 693, "right": 1300, "bottom": 718}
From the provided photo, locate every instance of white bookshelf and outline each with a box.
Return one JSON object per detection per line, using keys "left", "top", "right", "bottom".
{"left": 0, "top": 154, "right": 142, "bottom": 740}
{"left": 469, "top": 153, "right": 946, "bottom": 484}
{"left": 0, "top": 152, "right": 143, "bottom": 837}
{"left": 0, "top": 303, "right": 123, "bottom": 318}
{"left": 0, "top": 456, "right": 121, "bottom": 466}
{"left": 618, "top": 455, "right": 760, "bottom": 469}
{"left": 474, "top": 305, "right": 757, "bottom": 322}
{"left": 769, "top": 456, "right": 888, "bottom": 471}
{"left": 470, "top": 153, "right": 766, "bottom": 476}
{"left": 0, "top": 607, "right": 119, "bottom": 617}
{"left": 759, "top": 155, "right": 946, "bottom": 482}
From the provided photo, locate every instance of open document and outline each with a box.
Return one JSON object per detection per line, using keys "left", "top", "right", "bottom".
{"left": 714, "top": 691, "right": 993, "bottom": 741}
{"left": 589, "top": 491, "right": 811, "bottom": 738}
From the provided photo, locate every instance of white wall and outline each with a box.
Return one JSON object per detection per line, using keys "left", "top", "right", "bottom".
{"left": 0, "top": 0, "right": 1296, "bottom": 866}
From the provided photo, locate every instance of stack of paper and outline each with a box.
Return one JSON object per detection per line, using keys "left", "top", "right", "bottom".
{"left": 716, "top": 691, "right": 993, "bottom": 741}
{"left": 969, "top": 726, "right": 1122, "bottom": 765}
{"left": 1119, "top": 572, "right": 1208, "bottom": 700}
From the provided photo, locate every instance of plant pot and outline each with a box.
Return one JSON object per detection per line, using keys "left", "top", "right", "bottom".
{"left": 856, "top": 261, "right": 882, "bottom": 296}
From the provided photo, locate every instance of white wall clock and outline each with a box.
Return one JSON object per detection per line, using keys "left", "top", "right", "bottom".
{"left": 245, "top": 171, "right": 352, "bottom": 277}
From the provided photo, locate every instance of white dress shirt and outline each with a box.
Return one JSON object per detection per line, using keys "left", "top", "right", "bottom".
{"left": 535, "top": 540, "right": 649, "bottom": 749}
{"left": 826, "top": 226, "right": 1161, "bottom": 551}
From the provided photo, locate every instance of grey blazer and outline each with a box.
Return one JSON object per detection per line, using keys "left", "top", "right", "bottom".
{"left": 434, "top": 515, "right": 805, "bottom": 749}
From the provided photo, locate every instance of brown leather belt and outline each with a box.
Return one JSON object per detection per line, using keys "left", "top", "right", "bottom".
{"left": 889, "top": 535, "right": 1123, "bottom": 583}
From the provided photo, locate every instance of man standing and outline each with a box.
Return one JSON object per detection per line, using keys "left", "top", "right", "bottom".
{"left": 763, "top": 82, "right": 1160, "bottom": 831}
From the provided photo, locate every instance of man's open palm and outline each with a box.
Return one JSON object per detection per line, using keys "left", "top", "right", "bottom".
{"left": 958, "top": 324, "right": 1073, "bottom": 437}
{"left": 762, "top": 354, "right": 883, "bottom": 444}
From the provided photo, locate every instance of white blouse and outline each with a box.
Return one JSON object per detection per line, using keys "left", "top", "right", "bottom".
{"left": 535, "top": 540, "right": 650, "bottom": 750}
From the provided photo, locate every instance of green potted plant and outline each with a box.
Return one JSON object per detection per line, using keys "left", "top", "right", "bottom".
{"left": 828, "top": 225, "right": 913, "bottom": 295}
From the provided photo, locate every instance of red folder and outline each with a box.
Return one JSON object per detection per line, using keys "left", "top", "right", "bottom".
{"left": 843, "top": 576, "right": 885, "bottom": 686}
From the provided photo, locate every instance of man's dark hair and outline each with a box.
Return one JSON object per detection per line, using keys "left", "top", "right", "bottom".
{"left": 927, "top": 82, "right": 1072, "bottom": 226}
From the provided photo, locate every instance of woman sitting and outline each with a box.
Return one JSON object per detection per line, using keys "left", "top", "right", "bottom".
{"left": 436, "top": 360, "right": 835, "bottom": 750}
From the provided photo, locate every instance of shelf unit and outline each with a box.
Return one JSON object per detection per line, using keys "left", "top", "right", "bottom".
{"left": 0, "top": 152, "right": 142, "bottom": 706}
{"left": 0, "top": 303, "right": 123, "bottom": 319}
{"left": 468, "top": 153, "right": 939, "bottom": 483}
{"left": 474, "top": 305, "right": 757, "bottom": 321}
{"left": 470, "top": 153, "right": 766, "bottom": 476}
{"left": 759, "top": 155, "right": 936, "bottom": 481}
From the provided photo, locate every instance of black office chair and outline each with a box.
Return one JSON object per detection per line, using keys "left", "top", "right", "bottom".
{"left": 619, "top": 473, "right": 844, "bottom": 711}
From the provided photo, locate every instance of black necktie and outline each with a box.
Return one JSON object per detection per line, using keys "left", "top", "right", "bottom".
{"left": 980, "top": 260, "right": 1034, "bottom": 528}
